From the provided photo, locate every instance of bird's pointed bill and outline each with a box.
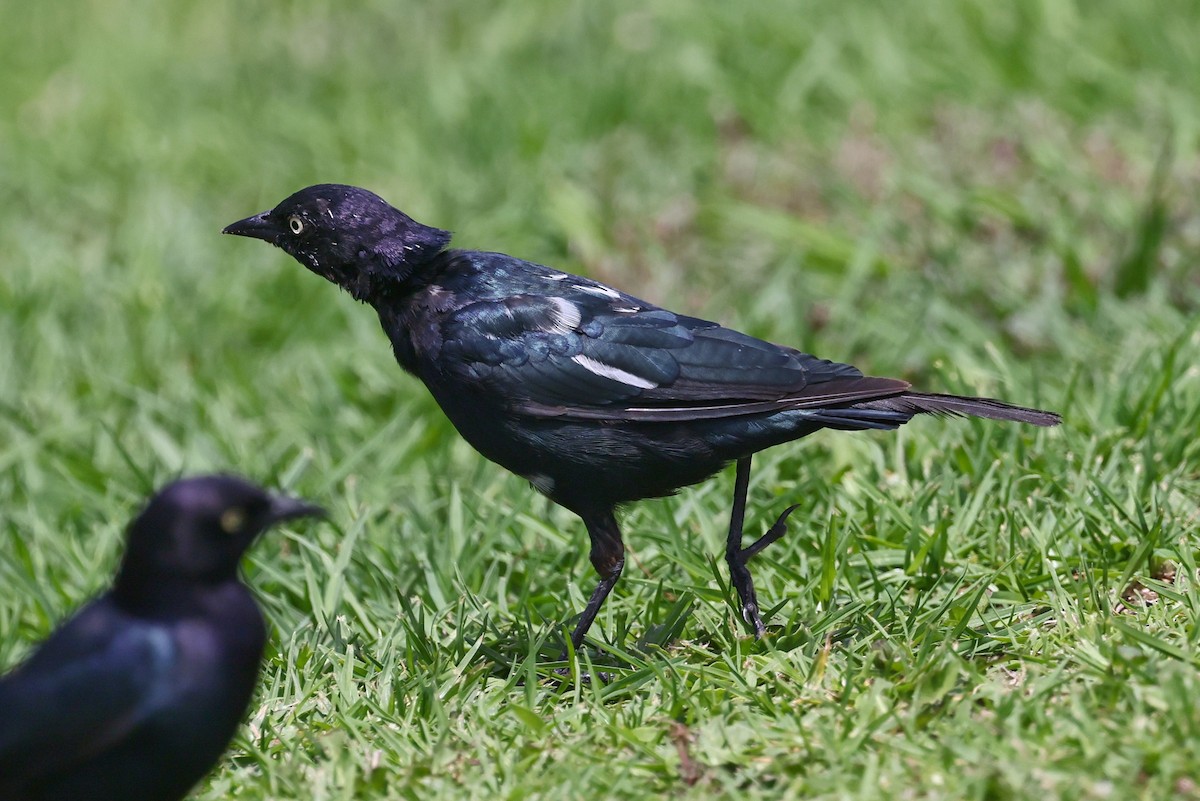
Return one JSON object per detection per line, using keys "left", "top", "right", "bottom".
{"left": 222, "top": 211, "right": 278, "bottom": 241}
{"left": 266, "top": 493, "right": 325, "bottom": 524}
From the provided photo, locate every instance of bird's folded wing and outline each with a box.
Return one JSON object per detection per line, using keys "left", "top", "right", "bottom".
{"left": 440, "top": 290, "right": 908, "bottom": 421}
{"left": 0, "top": 610, "right": 175, "bottom": 785}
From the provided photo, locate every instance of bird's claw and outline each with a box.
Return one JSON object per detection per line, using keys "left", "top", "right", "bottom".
{"left": 741, "top": 602, "right": 768, "bottom": 637}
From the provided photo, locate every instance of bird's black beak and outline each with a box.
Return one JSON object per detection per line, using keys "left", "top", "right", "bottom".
{"left": 222, "top": 211, "right": 279, "bottom": 241}
{"left": 266, "top": 493, "right": 326, "bottom": 524}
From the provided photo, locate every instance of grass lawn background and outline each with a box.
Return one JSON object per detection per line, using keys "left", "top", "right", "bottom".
{"left": 1, "top": 1, "right": 1198, "bottom": 798}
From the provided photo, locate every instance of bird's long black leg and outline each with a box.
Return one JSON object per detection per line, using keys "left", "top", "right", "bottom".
{"left": 566, "top": 510, "right": 626, "bottom": 654}
{"left": 725, "top": 456, "right": 801, "bottom": 637}
{"left": 725, "top": 457, "right": 763, "bottom": 635}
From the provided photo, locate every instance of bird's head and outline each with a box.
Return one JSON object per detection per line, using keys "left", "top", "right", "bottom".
{"left": 223, "top": 184, "right": 451, "bottom": 300}
{"left": 115, "top": 475, "right": 323, "bottom": 599}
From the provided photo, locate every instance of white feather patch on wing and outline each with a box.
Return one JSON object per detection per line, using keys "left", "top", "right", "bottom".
{"left": 571, "top": 354, "right": 658, "bottom": 389}
{"left": 544, "top": 297, "right": 582, "bottom": 334}
{"left": 573, "top": 283, "right": 621, "bottom": 299}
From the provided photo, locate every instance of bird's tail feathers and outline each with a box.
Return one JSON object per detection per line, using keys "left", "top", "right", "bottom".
{"left": 855, "top": 392, "right": 1061, "bottom": 427}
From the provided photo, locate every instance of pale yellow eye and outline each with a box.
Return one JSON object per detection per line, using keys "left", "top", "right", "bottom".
{"left": 220, "top": 508, "right": 246, "bottom": 534}
{"left": 288, "top": 215, "right": 304, "bottom": 234}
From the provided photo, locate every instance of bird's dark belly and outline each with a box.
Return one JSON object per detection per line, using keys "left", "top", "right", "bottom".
{"left": 512, "top": 422, "right": 726, "bottom": 511}
{"left": 431, "top": 396, "right": 725, "bottom": 511}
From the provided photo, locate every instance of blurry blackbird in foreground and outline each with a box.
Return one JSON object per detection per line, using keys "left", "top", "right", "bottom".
{"left": 225, "top": 185, "right": 1059, "bottom": 650}
{"left": 0, "top": 476, "right": 323, "bottom": 801}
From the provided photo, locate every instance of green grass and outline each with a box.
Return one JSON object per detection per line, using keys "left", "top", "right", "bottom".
{"left": 2, "top": 0, "right": 1199, "bottom": 798}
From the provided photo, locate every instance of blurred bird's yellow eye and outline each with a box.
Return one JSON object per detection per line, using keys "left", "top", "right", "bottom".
{"left": 288, "top": 215, "right": 304, "bottom": 234}
{"left": 220, "top": 508, "right": 246, "bottom": 534}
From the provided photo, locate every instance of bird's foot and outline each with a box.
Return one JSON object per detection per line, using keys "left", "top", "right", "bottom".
{"left": 742, "top": 601, "right": 768, "bottom": 638}
{"left": 551, "top": 664, "right": 613, "bottom": 686}
{"left": 728, "top": 504, "right": 800, "bottom": 638}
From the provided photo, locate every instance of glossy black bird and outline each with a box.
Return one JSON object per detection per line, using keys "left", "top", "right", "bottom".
{"left": 225, "top": 184, "right": 1059, "bottom": 650}
{"left": 0, "top": 476, "right": 323, "bottom": 801}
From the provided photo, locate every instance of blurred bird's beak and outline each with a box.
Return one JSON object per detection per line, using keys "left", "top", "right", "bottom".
{"left": 266, "top": 493, "right": 326, "bottom": 524}
{"left": 222, "top": 211, "right": 278, "bottom": 241}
